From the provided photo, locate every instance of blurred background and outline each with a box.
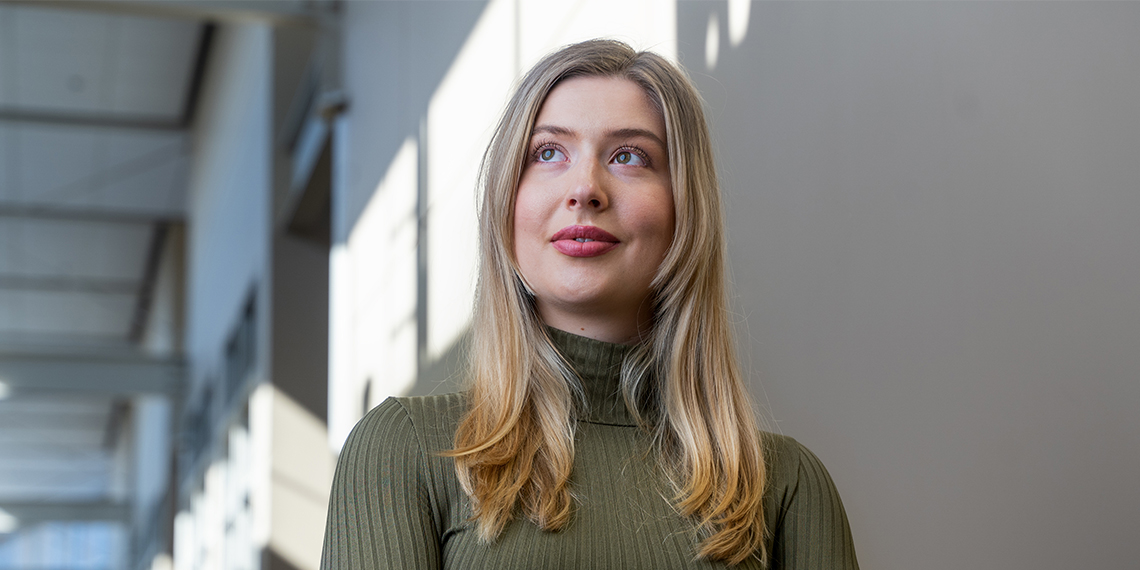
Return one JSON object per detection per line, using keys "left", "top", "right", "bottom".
{"left": 0, "top": 1, "right": 1137, "bottom": 569}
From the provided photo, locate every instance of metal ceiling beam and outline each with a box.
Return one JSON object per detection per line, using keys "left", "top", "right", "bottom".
{"left": 182, "top": 23, "right": 215, "bottom": 126}
{"left": 0, "top": 203, "right": 180, "bottom": 225}
{"left": 0, "top": 274, "right": 139, "bottom": 295}
{"left": 0, "top": 333, "right": 140, "bottom": 359}
{"left": 0, "top": 0, "right": 322, "bottom": 25}
{"left": 0, "top": 354, "right": 183, "bottom": 397}
{"left": 0, "top": 107, "right": 183, "bottom": 131}
{"left": 0, "top": 500, "right": 129, "bottom": 523}
{"left": 129, "top": 223, "right": 169, "bottom": 342}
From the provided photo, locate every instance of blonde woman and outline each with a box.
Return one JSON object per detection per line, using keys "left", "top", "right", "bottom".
{"left": 321, "top": 40, "right": 858, "bottom": 569}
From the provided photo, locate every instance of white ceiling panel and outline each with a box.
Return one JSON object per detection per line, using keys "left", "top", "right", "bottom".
{"left": 0, "top": 458, "right": 112, "bottom": 492}
{"left": 0, "top": 112, "right": 9, "bottom": 189}
{"left": 0, "top": 456, "right": 112, "bottom": 478}
{"left": 0, "top": 409, "right": 108, "bottom": 439}
{"left": 0, "top": 442, "right": 112, "bottom": 460}
{"left": 111, "top": 16, "right": 201, "bottom": 117}
{"left": 0, "top": 428, "right": 108, "bottom": 450}
{"left": 3, "top": 123, "right": 187, "bottom": 214}
{"left": 0, "top": 218, "right": 151, "bottom": 281}
{"left": 0, "top": 394, "right": 115, "bottom": 501}
{"left": 7, "top": 123, "right": 98, "bottom": 203}
{"left": 8, "top": 7, "right": 112, "bottom": 113}
{"left": 0, "top": 290, "right": 136, "bottom": 337}
{"left": 102, "top": 127, "right": 189, "bottom": 165}
{"left": 0, "top": 425, "right": 107, "bottom": 449}
{"left": 92, "top": 152, "right": 189, "bottom": 214}
{"left": 0, "top": 467, "right": 109, "bottom": 500}
{"left": 0, "top": 331, "right": 139, "bottom": 356}
{"left": 0, "top": 398, "right": 109, "bottom": 422}
{"left": 1, "top": 5, "right": 200, "bottom": 120}
{"left": 0, "top": 7, "right": 11, "bottom": 101}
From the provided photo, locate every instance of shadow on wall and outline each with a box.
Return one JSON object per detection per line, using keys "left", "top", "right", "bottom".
{"left": 336, "top": 1, "right": 493, "bottom": 416}
{"left": 406, "top": 326, "right": 471, "bottom": 399}
{"left": 263, "top": 546, "right": 301, "bottom": 570}
{"left": 339, "top": 1, "right": 489, "bottom": 236}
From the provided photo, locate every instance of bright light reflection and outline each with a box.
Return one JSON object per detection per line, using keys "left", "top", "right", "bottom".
{"left": 151, "top": 553, "right": 174, "bottom": 570}
{"left": 0, "top": 507, "right": 18, "bottom": 533}
{"left": 728, "top": 0, "right": 751, "bottom": 47}
{"left": 0, "top": 380, "right": 9, "bottom": 400}
{"left": 706, "top": 12, "right": 720, "bottom": 70}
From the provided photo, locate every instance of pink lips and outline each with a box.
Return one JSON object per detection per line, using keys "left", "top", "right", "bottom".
{"left": 551, "top": 225, "right": 619, "bottom": 257}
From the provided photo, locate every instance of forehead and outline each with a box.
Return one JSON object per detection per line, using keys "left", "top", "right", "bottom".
{"left": 534, "top": 76, "right": 665, "bottom": 139}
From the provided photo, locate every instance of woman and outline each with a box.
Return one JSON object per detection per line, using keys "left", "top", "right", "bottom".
{"left": 321, "top": 40, "right": 858, "bottom": 569}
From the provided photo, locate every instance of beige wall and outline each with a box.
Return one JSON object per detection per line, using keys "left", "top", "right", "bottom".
{"left": 681, "top": 2, "right": 1140, "bottom": 568}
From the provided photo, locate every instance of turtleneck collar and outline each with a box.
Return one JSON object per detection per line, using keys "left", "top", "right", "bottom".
{"left": 546, "top": 326, "right": 638, "bottom": 427}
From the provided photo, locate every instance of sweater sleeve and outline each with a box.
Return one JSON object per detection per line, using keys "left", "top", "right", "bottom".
{"left": 768, "top": 436, "right": 860, "bottom": 570}
{"left": 320, "top": 398, "right": 442, "bottom": 570}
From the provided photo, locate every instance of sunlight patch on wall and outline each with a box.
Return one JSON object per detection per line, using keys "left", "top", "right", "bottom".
{"left": 267, "top": 387, "right": 332, "bottom": 570}
{"left": 328, "top": 137, "right": 419, "bottom": 450}
{"left": 425, "top": 0, "right": 516, "bottom": 363}
{"left": 728, "top": 0, "right": 751, "bottom": 47}
{"left": 706, "top": 12, "right": 720, "bottom": 70}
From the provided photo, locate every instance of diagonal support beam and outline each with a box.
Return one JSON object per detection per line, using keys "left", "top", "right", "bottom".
{"left": 0, "top": 354, "right": 183, "bottom": 397}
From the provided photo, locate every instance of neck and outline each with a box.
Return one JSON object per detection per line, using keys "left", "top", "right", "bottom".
{"left": 535, "top": 295, "right": 654, "bottom": 345}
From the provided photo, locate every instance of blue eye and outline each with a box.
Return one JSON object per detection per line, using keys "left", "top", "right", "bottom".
{"left": 537, "top": 147, "right": 566, "bottom": 162}
{"left": 613, "top": 149, "right": 646, "bottom": 166}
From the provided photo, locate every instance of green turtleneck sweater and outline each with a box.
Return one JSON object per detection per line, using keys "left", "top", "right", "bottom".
{"left": 320, "top": 329, "right": 859, "bottom": 569}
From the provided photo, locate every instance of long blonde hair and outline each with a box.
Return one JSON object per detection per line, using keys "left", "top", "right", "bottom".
{"left": 447, "top": 39, "right": 768, "bottom": 566}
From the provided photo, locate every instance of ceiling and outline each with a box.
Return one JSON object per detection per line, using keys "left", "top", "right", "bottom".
{"left": 0, "top": 0, "right": 203, "bottom": 547}
{"left": 0, "top": 2, "right": 199, "bottom": 346}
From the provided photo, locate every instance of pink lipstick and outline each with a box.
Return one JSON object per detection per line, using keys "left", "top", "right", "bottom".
{"left": 551, "top": 225, "right": 619, "bottom": 257}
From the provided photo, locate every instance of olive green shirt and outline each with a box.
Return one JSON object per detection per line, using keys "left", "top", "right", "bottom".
{"left": 321, "top": 329, "right": 859, "bottom": 569}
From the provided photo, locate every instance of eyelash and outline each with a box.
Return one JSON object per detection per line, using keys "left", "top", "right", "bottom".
{"left": 614, "top": 145, "right": 651, "bottom": 166}
{"left": 530, "top": 140, "right": 652, "bottom": 166}
{"left": 531, "top": 139, "right": 562, "bottom": 161}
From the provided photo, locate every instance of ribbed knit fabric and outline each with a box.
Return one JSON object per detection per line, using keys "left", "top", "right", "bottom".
{"left": 321, "top": 328, "right": 858, "bottom": 569}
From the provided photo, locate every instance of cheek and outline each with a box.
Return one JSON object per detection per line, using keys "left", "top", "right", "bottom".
{"left": 512, "top": 187, "right": 544, "bottom": 258}
{"left": 632, "top": 190, "right": 676, "bottom": 254}
{"left": 513, "top": 196, "right": 533, "bottom": 236}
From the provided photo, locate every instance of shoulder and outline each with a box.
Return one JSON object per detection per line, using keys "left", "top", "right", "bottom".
{"left": 390, "top": 392, "right": 468, "bottom": 433}
{"left": 325, "top": 397, "right": 465, "bottom": 568}
{"left": 761, "top": 431, "right": 843, "bottom": 504}
{"left": 761, "top": 432, "right": 829, "bottom": 480}
{"left": 331, "top": 393, "right": 470, "bottom": 512}
{"left": 342, "top": 393, "right": 468, "bottom": 460}
{"left": 760, "top": 432, "right": 860, "bottom": 568}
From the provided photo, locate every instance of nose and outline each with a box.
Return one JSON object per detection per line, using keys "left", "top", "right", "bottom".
{"left": 565, "top": 160, "right": 609, "bottom": 210}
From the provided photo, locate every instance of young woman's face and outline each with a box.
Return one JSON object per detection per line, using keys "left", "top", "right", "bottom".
{"left": 514, "top": 76, "right": 674, "bottom": 341}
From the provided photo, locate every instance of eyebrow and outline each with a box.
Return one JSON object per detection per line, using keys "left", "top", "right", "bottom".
{"left": 531, "top": 125, "right": 665, "bottom": 148}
